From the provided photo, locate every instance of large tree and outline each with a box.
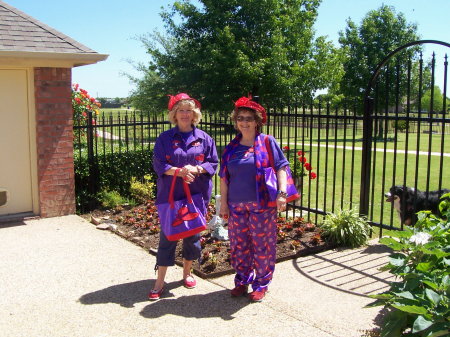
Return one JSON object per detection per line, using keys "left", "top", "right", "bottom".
{"left": 337, "top": 5, "right": 420, "bottom": 105}
{"left": 130, "top": 0, "right": 341, "bottom": 112}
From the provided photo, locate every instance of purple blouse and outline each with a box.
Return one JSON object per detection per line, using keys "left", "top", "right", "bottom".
{"left": 153, "top": 126, "right": 218, "bottom": 206}
{"left": 226, "top": 144, "right": 257, "bottom": 202}
{"left": 220, "top": 134, "right": 289, "bottom": 203}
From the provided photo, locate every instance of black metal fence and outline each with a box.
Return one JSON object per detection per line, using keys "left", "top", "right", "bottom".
{"left": 74, "top": 40, "right": 450, "bottom": 236}
{"left": 74, "top": 103, "right": 450, "bottom": 233}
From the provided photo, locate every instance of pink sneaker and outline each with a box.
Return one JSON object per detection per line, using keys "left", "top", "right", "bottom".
{"left": 248, "top": 288, "right": 267, "bottom": 302}
{"left": 184, "top": 275, "right": 196, "bottom": 289}
{"left": 148, "top": 287, "right": 164, "bottom": 301}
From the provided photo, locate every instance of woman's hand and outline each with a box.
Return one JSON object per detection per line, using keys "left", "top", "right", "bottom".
{"left": 219, "top": 204, "right": 229, "bottom": 221}
{"left": 179, "top": 165, "right": 196, "bottom": 184}
{"left": 276, "top": 195, "right": 287, "bottom": 212}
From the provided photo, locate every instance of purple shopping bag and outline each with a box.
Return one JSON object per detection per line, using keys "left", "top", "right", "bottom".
{"left": 157, "top": 169, "right": 207, "bottom": 241}
{"left": 264, "top": 136, "right": 300, "bottom": 207}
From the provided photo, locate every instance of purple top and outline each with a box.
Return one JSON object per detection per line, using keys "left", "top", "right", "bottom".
{"left": 220, "top": 134, "right": 289, "bottom": 203}
{"left": 227, "top": 144, "right": 257, "bottom": 202}
{"left": 153, "top": 126, "right": 218, "bottom": 207}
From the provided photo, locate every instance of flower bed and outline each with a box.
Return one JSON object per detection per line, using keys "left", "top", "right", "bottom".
{"left": 86, "top": 200, "right": 333, "bottom": 278}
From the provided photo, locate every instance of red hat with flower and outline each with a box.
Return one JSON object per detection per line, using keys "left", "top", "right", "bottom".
{"left": 167, "top": 93, "right": 201, "bottom": 111}
{"left": 234, "top": 96, "right": 267, "bottom": 124}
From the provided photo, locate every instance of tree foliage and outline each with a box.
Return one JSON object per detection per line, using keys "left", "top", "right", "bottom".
{"left": 337, "top": 5, "right": 420, "bottom": 105}
{"left": 130, "top": 0, "right": 342, "bottom": 112}
{"left": 415, "top": 85, "right": 450, "bottom": 114}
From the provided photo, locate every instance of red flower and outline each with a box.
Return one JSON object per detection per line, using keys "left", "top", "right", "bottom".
{"left": 75, "top": 97, "right": 82, "bottom": 104}
{"left": 309, "top": 172, "right": 317, "bottom": 179}
{"left": 304, "top": 163, "right": 312, "bottom": 171}
{"left": 297, "top": 150, "right": 303, "bottom": 156}
{"left": 283, "top": 146, "right": 290, "bottom": 151}
{"left": 298, "top": 156, "right": 307, "bottom": 163}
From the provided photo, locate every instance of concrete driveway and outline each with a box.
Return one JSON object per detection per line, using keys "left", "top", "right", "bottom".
{"left": 0, "top": 215, "right": 392, "bottom": 337}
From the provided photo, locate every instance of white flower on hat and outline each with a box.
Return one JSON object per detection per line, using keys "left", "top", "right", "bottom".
{"left": 409, "top": 232, "right": 431, "bottom": 245}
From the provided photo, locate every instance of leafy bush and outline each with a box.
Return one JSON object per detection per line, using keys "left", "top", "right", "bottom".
{"left": 98, "top": 190, "right": 129, "bottom": 209}
{"left": 367, "top": 195, "right": 450, "bottom": 336}
{"left": 74, "top": 149, "right": 156, "bottom": 212}
{"left": 129, "top": 175, "right": 155, "bottom": 203}
{"left": 319, "top": 208, "right": 371, "bottom": 248}
{"left": 392, "top": 119, "right": 408, "bottom": 132}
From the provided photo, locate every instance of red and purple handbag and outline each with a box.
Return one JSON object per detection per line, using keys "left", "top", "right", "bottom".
{"left": 157, "top": 169, "right": 207, "bottom": 241}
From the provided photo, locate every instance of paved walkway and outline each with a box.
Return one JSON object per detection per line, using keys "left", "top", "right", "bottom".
{"left": 0, "top": 215, "right": 393, "bottom": 337}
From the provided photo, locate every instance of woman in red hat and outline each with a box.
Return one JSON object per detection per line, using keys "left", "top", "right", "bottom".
{"left": 219, "top": 96, "right": 298, "bottom": 302}
{"left": 149, "top": 93, "right": 218, "bottom": 300}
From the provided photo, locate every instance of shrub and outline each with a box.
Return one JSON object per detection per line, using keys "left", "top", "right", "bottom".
{"left": 98, "top": 190, "right": 128, "bottom": 209}
{"left": 319, "top": 208, "right": 371, "bottom": 248}
{"left": 367, "top": 195, "right": 450, "bottom": 336}
{"left": 392, "top": 119, "right": 408, "bottom": 132}
{"left": 74, "top": 149, "right": 156, "bottom": 212}
{"left": 72, "top": 84, "right": 101, "bottom": 139}
{"left": 129, "top": 175, "right": 155, "bottom": 203}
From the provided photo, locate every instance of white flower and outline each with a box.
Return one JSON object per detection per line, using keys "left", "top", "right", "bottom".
{"left": 409, "top": 232, "right": 432, "bottom": 245}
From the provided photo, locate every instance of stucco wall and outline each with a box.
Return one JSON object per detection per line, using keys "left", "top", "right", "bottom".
{"left": 34, "top": 67, "right": 75, "bottom": 217}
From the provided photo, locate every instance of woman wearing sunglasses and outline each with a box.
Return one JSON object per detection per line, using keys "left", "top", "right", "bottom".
{"left": 219, "top": 96, "right": 298, "bottom": 302}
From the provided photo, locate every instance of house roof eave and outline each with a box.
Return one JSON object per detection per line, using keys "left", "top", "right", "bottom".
{"left": 0, "top": 50, "right": 109, "bottom": 68}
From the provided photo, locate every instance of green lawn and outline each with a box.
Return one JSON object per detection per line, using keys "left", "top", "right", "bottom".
{"left": 281, "top": 142, "right": 449, "bottom": 229}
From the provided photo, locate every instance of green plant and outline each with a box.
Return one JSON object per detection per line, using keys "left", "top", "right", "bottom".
{"left": 367, "top": 196, "right": 450, "bottom": 336}
{"left": 129, "top": 175, "right": 155, "bottom": 203}
{"left": 98, "top": 190, "right": 128, "bottom": 209}
{"left": 319, "top": 208, "right": 371, "bottom": 248}
{"left": 392, "top": 119, "right": 408, "bottom": 132}
{"left": 282, "top": 146, "right": 317, "bottom": 180}
{"left": 72, "top": 84, "right": 101, "bottom": 138}
{"left": 74, "top": 149, "right": 155, "bottom": 212}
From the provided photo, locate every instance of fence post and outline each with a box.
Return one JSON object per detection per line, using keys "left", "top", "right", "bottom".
{"left": 86, "top": 110, "right": 98, "bottom": 208}
{"left": 359, "top": 97, "right": 374, "bottom": 217}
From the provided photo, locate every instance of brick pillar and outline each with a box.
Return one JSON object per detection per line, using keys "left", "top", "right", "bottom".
{"left": 34, "top": 68, "right": 75, "bottom": 217}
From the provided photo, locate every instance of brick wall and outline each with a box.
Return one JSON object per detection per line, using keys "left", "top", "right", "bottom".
{"left": 34, "top": 67, "right": 75, "bottom": 217}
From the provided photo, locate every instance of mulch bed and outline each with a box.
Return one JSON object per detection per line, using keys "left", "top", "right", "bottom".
{"left": 83, "top": 200, "right": 333, "bottom": 279}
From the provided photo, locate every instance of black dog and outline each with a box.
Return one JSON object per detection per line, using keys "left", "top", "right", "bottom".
{"left": 385, "top": 185, "right": 450, "bottom": 226}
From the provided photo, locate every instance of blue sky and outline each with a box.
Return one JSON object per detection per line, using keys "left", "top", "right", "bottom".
{"left": 5, "top": 0, "right": 450, "bottom": 98}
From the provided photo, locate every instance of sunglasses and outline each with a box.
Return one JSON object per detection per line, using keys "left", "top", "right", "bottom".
{"left": 236, "top": 116, "right": 255, "bottom": 122}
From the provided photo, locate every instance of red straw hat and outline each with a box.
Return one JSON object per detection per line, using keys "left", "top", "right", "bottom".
{"left": 234, "top": 96, "right": 267, "bottom": 124}
{"left": 167, "top": 93, "right": 201, "bottom": 111}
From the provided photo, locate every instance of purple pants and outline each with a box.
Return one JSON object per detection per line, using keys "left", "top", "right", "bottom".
{"left": 228, "top": 201, "right": 277, "bottom": 292}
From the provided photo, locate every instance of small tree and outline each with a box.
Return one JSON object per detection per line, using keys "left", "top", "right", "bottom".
{"left": 337, "top": 5, "right": 420, "bottom": 110}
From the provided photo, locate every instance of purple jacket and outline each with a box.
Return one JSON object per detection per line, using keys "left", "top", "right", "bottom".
{"left": 153, "top": 126, "right": 218, "bottom": 207}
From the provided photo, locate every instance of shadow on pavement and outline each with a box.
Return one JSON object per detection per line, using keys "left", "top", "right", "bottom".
{"left": 0, "top": 220, "right": 28, "bottom": 228}
{"left": 140, "top": 289, "right": 250, "bottom": 321}
{"left": 292, "top": 244, "right": 394, "bottom": 298}
{"left": 79, "top": 279, "right": 180, "bottom": 308}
